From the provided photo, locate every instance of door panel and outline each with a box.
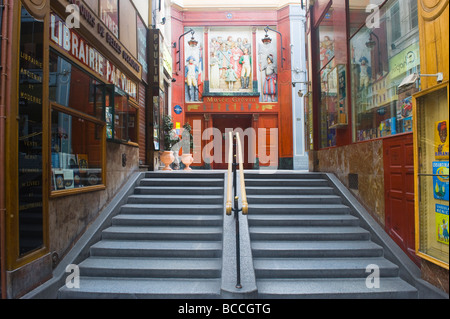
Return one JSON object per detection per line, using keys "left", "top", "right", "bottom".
{"left": 212, "top": 115, "right": 253, "bottom": 170}
{"left": 384, "top": 134, "right": 421, "bottom": 266}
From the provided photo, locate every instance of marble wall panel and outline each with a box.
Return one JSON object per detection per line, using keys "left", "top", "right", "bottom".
{"left": 317, "top": 140, "right": 386, "bottom": 227}
{"left": 49, "top": 143, "right": 139, "bottom": 263}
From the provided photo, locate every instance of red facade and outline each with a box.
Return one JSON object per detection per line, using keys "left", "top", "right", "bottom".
{"left": 170, "top": 7, "right": 294, "bottom": 169}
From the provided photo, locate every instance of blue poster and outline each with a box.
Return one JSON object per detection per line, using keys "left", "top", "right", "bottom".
{"left": 433, "top": 161, "right": 449, "bottom": 201}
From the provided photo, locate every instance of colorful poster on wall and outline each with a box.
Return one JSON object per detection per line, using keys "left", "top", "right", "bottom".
{"left": 435, "top": 120, "right": 449, "bottom": 160}
{"left": 436, "top": 204, "right": 449, "bottom": 245}
{"left": 433, "top": 161, "right": 449, "bottom": 201}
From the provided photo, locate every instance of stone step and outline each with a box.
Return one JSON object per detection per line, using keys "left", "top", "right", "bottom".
{"left": 145, "top": 172, "right": 225, "bottom": 179}
{"left": 120, "top": 204, "right": 223, "bottom": 215}
{"left": 79, "top": 257, "right": 222, "bottom": 278}
{"left": 127, "top": 194, "right": 223, "bottom": 205}
{"left": 101, "top": 226, "right": 223, "bottom": 241}
{"left": 139, "top": 178, "right": 224, "bottom": 187}
{"left": 135, "top": 186, "right": 224, "bottom": 195}
{"left": 247, "top": 214, "right": 360, "bottom": 227}
{"left": 58, "top": 277, "right": 222, "bottom": 299}
{"left": 246, "top": 186, "right": 336, "bottom": 195}
{"left": 249, "top": 226, "right": 370, "bottom": 241}
{"left": 90, "top": 240, "right": 222, "bottom": 258}
{"left": 245, "top": 179, "right": 330, "bottom": 187}
{"left": 247, "top": 195, "right": 342, "bottom": 204}
{"left": 247, "top": 204, "right": 351, "bottom": 214}
{"left": 256, "top": 277, "right": 417, "bottom": 299}
{"left": 253, "top": 257, "right": 399, "bottom": 278}
{"left": 244, "top": 173, "right": 326, "bottom": 180}
{"left": 112, "top": 214, "right": 223, "bottom": 227}
{"left": 251, "top": 240, "right": 384, "bottom": 258}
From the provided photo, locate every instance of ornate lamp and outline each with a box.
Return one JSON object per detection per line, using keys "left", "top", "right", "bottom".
{"left": 262, "top": 26, "right": 285, "bottom": 68}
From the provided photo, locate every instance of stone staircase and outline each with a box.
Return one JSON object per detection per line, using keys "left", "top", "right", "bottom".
{"left": 56, "top": 170, "right": 421, "bottom": 299}
{"left": 245, "top": 172, "right": 418, "bottom": 299}
{"left": 58, "top": 172, "right": 225, "bottom": 299}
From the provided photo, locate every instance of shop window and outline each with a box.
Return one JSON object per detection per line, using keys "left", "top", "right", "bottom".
{"left": 106, "top": 86, "right": 139, "bottom": 144}
{"left": 49, "top": 52, "right": 104, "bottom": 122}
{"left": 350, "top": 0, "right": 420, "bottom": 142}
{"left": 317, "top": 2, "right": 348, "bottom": 148}
{"left": 414, "top": 85, "right": 449, "bottom": 268}
{"left": 50, "top": 109, "right": 104, "bottom": 192}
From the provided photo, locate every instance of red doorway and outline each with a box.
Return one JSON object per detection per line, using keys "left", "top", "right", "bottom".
{"left": 212, "top": 115, "right": 253, "bottom": 169}
{"left": 383, "top": 134, "right": 421, "bottom": 267}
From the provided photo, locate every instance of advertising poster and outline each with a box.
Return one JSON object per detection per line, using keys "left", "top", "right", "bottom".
{"left": 433, "top": 161, "right": 449, "bottom": 201}
{"left": 435, "top": 120, "right": 449, "bottom": 160}
{"left": 436, "top": 204, "right": 449, "bottom": 245}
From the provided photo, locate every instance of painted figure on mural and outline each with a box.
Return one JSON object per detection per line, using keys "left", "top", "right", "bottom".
{"left": 260, "top": 54, "right": 277, "bottom": 102}
{"left": 185, "top": 56, "right": 199, "bottom": 101}
{"left": 225, "top": 65, "right": 238, "bottom": 91}
{"left": 239, "top": 48, "right": 252, "bottom": 89}
{"left": 231, "top": 42, "right": 243, "bottom": 79}
{"left": 210, "top": 51, "right": 221, "bottom": 89}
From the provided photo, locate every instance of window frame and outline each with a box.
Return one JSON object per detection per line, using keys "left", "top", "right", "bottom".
{"left": 49, "top": 101, "right": 107, "bottom": 198}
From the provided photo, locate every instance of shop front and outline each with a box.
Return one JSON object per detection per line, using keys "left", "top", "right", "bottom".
{"left": 4, "top": 0, "right": 147, "bottom": 298}
{"left": 306, "top": 0, "right": 448, "bottom": 292}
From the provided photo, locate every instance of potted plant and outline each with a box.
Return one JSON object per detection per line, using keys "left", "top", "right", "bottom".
{"left": 181, "top": 122, "right": 194, "bottom": 170}
{"left": 161, "top": 115, "right": 180, "bottom": 171}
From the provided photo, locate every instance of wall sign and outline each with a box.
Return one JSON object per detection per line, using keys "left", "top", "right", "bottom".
{"left": 18, "top": 7, "right": 45, "bottom": 255}
{"left": 50, "top": 12, "right": 137, "bottom": 99}
{"left": 64, "top": 0, "right": 141, "bottom": 76}
{"left": 174, "top": 105, "right": 183, "bottom": 115}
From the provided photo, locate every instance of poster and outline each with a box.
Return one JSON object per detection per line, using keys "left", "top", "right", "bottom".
{"left": 435, "top": 120, "right": 449, "bottom": 160}
{"left": 436, "top": 204, "right": 449, "bottom": 245}
{"left": 433, "top": 161, "right": 449, "bottom": 201}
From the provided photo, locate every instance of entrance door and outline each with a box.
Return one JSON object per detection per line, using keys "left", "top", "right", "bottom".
{"left": 212, "top": 115, "right": 253, "bottom": 169}
{"left": 383, "top": 134, "right": 420, "bottom": 266}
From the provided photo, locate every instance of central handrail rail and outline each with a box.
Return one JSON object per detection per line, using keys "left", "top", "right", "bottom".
{"left": 224, "top": 131, "right": 249, "bottom": 289}
{"left": 235, "top": 132, "right": 248, "bottom": 215}
{"left": 226, "top": 131, "right": 233, "bottom": 216}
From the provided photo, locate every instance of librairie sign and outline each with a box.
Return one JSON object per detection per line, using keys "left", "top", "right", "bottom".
{"left": 50, "top": 12, "right": 137, "bottom": 99}
{"left": 63, "top": 0, "right": 141, "bottom": 77}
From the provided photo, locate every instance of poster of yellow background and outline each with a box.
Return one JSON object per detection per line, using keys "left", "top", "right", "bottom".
{"left": 436, "top": 204, "right": 449, "bottom": 245}
{"left": 435, "top": 120, "right": 449, "bottom": 160}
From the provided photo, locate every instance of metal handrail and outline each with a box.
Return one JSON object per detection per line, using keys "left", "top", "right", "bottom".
{"left": 235, "top": 132, "right": 248, "bottom": 215}
{"left": 226, "top": 131, "right": 233, "bottom": 216}
{"left": 224, "top": 132, "right": 249, "bottom": 289}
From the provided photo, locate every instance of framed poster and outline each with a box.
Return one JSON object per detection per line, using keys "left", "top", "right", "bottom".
{"left": 435, "top": 120, "right": 449, "bottom": 160}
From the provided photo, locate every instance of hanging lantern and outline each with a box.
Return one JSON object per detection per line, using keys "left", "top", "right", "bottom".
{"left": 262, "top": 33, "right": 272, "bottom": 45}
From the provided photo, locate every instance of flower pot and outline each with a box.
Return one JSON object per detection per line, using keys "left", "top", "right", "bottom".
{"left": 181, "top": 153, "right": 194, "bottom": 171}
{"left": 160, "top": 151, "right": 175, "bottom": 171}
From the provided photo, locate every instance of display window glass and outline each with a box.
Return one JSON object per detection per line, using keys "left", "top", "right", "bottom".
{"left": 415, "top": 86, "right": 449, "bottom": 267}
{"left": 317, "top": 2, "right": 348, "bottom": 149}
{"left": 50, "top": 110, "right": 104, "bottom": 191}
{"left": 50, "top": 50, "right": 106, "bottom": 194}
{"left": 350, "top": 0, "right": 420, "bottom": 142}
{"left": 106, "top": 86, "right": 139, "bottom": 144}
{"left": 49, "top": 52, "right": 104, "bottom": 121}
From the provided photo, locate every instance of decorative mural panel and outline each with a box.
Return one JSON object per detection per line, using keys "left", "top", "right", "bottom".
{"left": 184, "top": 26, "right": 280, "bottom": 103}
{"left": 184, "top": 27, "right": 204, "bottom": 102}
{"left": 256, "top": 27, "right": 278, "bottom": 102}
{"left": 208, "top": 27, "right": 253, "bottom": 93}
